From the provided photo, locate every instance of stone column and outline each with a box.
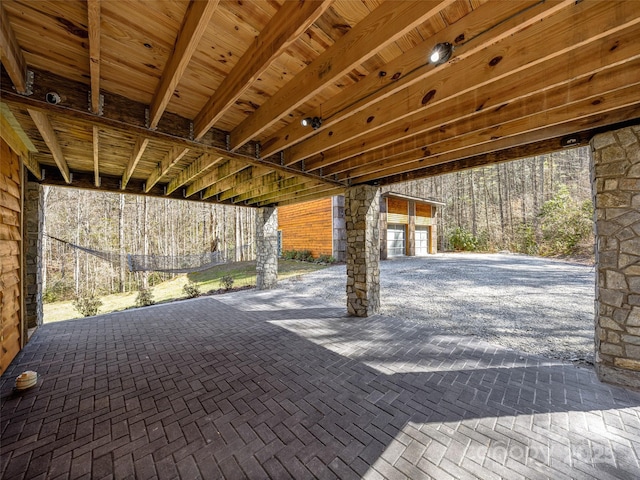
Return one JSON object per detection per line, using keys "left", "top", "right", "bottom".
{"left": 345, "top": 185, "right": 380, "bottom": 317}
{"left": 591, "top": 125, "right": 640, "bottom": 389}
{"left": 408, "top": 201, "right": 416, "bottom": 257}
{"left": 379, "top": 196, "right": 388, "bottom": 260}
{"left": 24, "top": 181, "right": 43, "bottom": 328}
{"left": 332, "top": 195, "right": 346, "bottom": 262}
{"left": 256, "top": 207, "right": 278, "bottom": 289}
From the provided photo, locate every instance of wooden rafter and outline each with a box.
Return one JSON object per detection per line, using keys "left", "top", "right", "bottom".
{"left": 0, "top": 103, "right": 40, "bottom": 179}
{"left": 185, "top": 159, "right": 247, "bottom": 197}
{"left": 87, "top": 0, "right": 101, "bottom": 114}
{"left": 306, "top": 23, "right": 640, "bottom": 173}
{"left": 286, "top": 0, "right": 638, "bottom": 167}
{"left": 0, "top": 68, "right": 343, "bottom": 190}
{"left": 193, "top": 0, "right": 333, "bottom": 140}
{"left": 145, "top": 146, "right": 190, "bottom": 193}
{"left": 149, "top": 0, "right": 219, "bottom": 130}
{"left": 93, "top": 126, "right": 99, "bottom": 186}
{"left": 228, "top": 0, "right": 455, "bottom": 150}
{"left": 348, "top": 100, "right": 640, "bottom": 184}
{"left": 0, "top": 4, "right": 29, "bottom": 94}
{"left": 218, "top": 171, "right": 286, "bottom": 202}
{"left": 122, "top": 137, "right": 149, "bottom": 189}
{"left": 27, "top": 109, "right": 70, "bottom": 183}
{"left": 261, "top": 0, "right": 552, "bottom": 158}
{"left": 165, "top": 153, "right": 223, "bottom": 195}
{"left": 201, "top": 166, "right": 257, "bottom": 200}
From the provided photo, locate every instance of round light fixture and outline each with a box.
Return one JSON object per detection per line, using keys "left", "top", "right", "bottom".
{"left": 301, "top": 116, "right": 322, "bottom": 130}
{"left": 429, "top": 42, "right": 453, "bottom": 65}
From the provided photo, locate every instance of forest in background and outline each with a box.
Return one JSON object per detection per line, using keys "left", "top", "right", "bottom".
{"left": 43, "top": 146, "right": 594, "bottom": 303}
{"left": 383, "top": 146, "right": 594, "bottom": 257}
{"left": 43, "top": 190, "right": 256, "bottom": 303}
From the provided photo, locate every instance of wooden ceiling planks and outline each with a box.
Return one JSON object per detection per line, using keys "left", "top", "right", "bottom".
{"left": 0, "top": 0, "right": 638, "bottom": 207}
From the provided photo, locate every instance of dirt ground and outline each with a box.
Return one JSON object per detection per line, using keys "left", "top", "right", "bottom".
{"left": 278, "top": 253, "right": 596, "bottom": 366}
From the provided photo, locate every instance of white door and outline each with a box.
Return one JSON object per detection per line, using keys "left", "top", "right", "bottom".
{"left": 387, "top": 224, "right": 406, "bottom": 256}
{"left": 415, "top": 226, "right": 429, "bottom": 256}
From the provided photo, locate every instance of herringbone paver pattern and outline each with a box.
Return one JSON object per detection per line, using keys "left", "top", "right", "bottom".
{"left": 2, "top": 289, "right": 640, "bottom": 479}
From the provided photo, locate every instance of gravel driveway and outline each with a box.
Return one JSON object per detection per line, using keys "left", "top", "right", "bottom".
{"left": 278, "top": 253, "right": 596, "bottom": 365}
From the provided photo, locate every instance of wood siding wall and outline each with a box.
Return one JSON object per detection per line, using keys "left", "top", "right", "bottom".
{"left": 416, "top": 203, "right": 432, "bottom": 217}
{"left": 1, "top": 138, "right": 23, "bottom": 374}
{"left": 278, "top": 197, "right": 333, "bottom": 257}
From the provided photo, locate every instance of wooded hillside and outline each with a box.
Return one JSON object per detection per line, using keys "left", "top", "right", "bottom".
{"left": 383, "top": 146, "right": 593, "bottom": 256}
{"left": 43, "top": 190, "right": 256, "bottom": 301}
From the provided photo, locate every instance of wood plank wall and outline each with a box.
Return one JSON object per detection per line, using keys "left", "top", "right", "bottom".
{"left": 278, "top": 197, "right": 333, "bottom": 258}
{"left": 1, "top": 138, "right": 23, "bottom": 374}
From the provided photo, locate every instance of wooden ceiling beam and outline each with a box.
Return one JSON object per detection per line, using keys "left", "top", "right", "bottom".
{"left": 253, "top": 183, "right": 342, "bottom": 207}
{"left": 149, "top": 0, "right": 219, "bottom": 130}
{"left": 87, "top": 0, "right": 101, "bottom": 114}
{"left": 289, "top": 0, "right": 640, "bottom": 167}
{"left": 228, "top": 0, "right": 455, "bottom": 150}
{"left": 305, "top": 24, "right": 640, "bottom": 173}
{"left": 193, "top": 0, "right": 332, "bottom": 140}
{"left": 0, "top": 69, "right": 343, "bottom": 189}
{"left": 186, "top": 159, "right": 247, "bottom": 198}
{"left": 376, "top": 135, "right": 591, "bottom": 186}
{"left": 121, "top": 137, "right": 149, "bottom": 189}
{"left": 145, "top": 146, "right": 190, "bottom": 193}
{"left": 27, "top": 109, "right": 70, "bottom": 183}
{"left": 201, "top": 166, "right": 262, "bottom": 201}
{"left": 0, "top": 4, "right": 29, "bottom": 94}
{"left": 92, "top": 126, "right": 99, "bottom": 187}
{"left": 166, "top": 153, "right": 222, "bottom": 195}
{"left": 349, "top": 102, "right": 640, "bottom": 184}
{"left": 265, "top": 187, "right": 344, "bottom": 208}
{"left": 261, "top": 0, "right": 553, "bottom": 158}
{"left": 233, "top": 175, "right": 306, "bottom": 204}
{"left": 321, "top": 53, "right": 640, "bottom": 179}
{"left": 0, "top": 103, "right": 40, "bottom": 179}
{"left": 218, "top": 171, "right": 287, "bottom": 202}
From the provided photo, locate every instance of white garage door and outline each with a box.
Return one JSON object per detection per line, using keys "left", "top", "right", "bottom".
{"left": 387, "top": 224, "right": 406, "bottom": 256}
{"left": 416, "top": 226, "right": 429, "bottom": 256}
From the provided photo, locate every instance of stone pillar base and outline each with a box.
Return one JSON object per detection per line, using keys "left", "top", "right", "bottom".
{"left": 345, "top": 185, "right": 380, "bottom": 317}
{"left": 596, "top": 363, "right": 640, "bottom": 390}
{"left": 591, "top": 125, "right": 640, "bottom": 389}
{"left": 25, "top": 181, "right": 43, "bottom": 328}
{"left": 256, "top": 207, "right": 278, "bottom": 289}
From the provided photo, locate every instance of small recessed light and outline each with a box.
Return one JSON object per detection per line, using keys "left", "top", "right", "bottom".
{"left": 429, "top": 42, "right": 453, "bottom": 65}
{"left": 301, "top": 116, "right": 322, "bottom": 130}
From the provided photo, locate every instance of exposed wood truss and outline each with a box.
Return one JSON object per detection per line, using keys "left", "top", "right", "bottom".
{"left": 0, "top": 0, "right": 638, "bottom": 207}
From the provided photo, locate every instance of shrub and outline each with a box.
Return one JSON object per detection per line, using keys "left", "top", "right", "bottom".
{"left": 316, "top": 254, "right": 336, "bottom": 264}
{"left": 220, "top": 275, "right": 234, "bottom": 290}
{"left": 539, "top": 185, "right": 594, "bottom": 256}
{"left": 448, "top": 227, "right": 479, "bottom": 251}
{"left": 73, "top": 292, "right": 103, "bottom": 317}
{"left": 282, "top": 249, "right": 315, "bottom": 262}
{"left": 513, "top": 222, "right": 538, "bottom": 255}
{"left": 183, "top": 281, "right": 201, "bottom": 298}
{"left": 135, "top": 286, "right": 155, "bottom": 307}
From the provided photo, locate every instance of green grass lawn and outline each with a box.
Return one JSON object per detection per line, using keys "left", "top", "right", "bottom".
{"left": 44, "top": 259, "right": 330, "bottom": 323}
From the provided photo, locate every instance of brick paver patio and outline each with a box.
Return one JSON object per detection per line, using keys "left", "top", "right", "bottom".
{"left": 2, "top": 289, "right": 640, "bottom": 479}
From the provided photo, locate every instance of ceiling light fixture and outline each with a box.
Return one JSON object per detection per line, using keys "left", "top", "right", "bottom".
{"left": 429, "top": 42, "right": 453, "bottom": 65}
{"left": 301, "top": 116, "right": 322, "bottom": 130}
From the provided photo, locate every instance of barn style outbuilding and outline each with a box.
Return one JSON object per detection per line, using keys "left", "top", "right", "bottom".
{"left": 278, "top": 192, "right": 442, "bottom": 261}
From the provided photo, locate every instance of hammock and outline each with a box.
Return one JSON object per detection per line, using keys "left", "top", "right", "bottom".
{"left": 47, "top": 235, "right": 252, "bottom": 274}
